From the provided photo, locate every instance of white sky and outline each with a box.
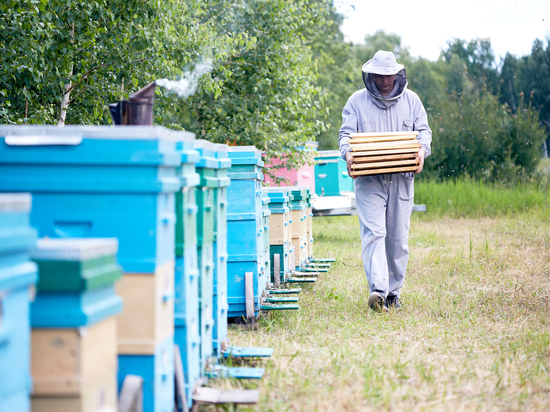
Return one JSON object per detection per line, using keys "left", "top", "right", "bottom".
{"left": 336, "top": 0, "right": 550, "bottom": 63}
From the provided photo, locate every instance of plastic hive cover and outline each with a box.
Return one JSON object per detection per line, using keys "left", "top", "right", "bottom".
{"left": 30, "top": 238, "right": 119, "bottom": 261}
{"left": 0, "top": 193, "right": 32, "bottom": 212}
{"left": 0, "top": 125, "right": 183, "bottom": 142}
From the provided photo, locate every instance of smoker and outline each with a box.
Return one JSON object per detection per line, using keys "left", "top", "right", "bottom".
{"left": 109, "top": 81, "right": 156, "bottom": 126}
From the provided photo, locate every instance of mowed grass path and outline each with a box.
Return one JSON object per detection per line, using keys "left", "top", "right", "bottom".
{"left": 203, "top": 212, "right": 550, "bottom": 411}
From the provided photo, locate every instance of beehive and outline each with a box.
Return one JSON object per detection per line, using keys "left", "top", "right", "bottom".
{"left": 0, "top": 194, "right": 38, "bottom": 412}
{"left": 349, "top": 131, "right": 420, "bottom": 177}
{"left": 314, "top": 150, "right": 353, "bottom": 196}
{"left": 264, "top": 187, "right": 292, "bottom": 284}
{"left": 226, "top": 146, "right": 267, "bottom": 318}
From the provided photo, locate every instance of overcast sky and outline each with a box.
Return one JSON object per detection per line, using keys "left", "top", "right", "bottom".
{"left": 336, "top": 0, "right": 550, "bottom": 63}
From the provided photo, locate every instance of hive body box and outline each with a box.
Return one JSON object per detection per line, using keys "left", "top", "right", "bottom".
{"left": 28, "top": 238, "right": 123, "bottom": 412}
{"left": 0, "top": 194, "right": 38, "bottom": 412}
{"left": 314, "top": 150, "right": 354, "bottom": 197}
{"left": 226, "top": 146, "right": 267, "bottom": 318}
{"left": 0, "top": 126, "right": 192, "bottom": 412}
{"left": 0, "top": 126, "right": 185, "bottom": 273}
{"left": 31, "top": 319, "right": 118, "bottom": 412}
{"left": 264, "top": 187, "right": 292, "bottom": 283}
{"left": 289, "top": 187, "right": 309, "bottom": 268}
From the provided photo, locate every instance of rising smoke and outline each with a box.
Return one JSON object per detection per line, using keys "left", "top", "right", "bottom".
{"left": 156, "top": 60, "right": 213, "bottom": 99}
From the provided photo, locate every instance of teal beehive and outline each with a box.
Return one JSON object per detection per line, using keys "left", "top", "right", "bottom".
{"left": 314, "top": 150, "right": 353, "bottom": 196}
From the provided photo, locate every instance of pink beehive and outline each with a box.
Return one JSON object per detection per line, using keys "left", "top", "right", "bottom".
{"left": 264, "top": 142, "right": 317, "bottom": 192}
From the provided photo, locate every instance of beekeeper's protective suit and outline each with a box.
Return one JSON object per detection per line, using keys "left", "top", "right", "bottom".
{"left": 338, "top": 50, "right": 432, "bottom": 309}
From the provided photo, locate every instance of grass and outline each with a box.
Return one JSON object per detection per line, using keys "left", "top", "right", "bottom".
{"left": 198, "top": 207, "right": 550, "bottom": 411}
{"left": 414, "top": 178, "right": 550, "bottom": 219}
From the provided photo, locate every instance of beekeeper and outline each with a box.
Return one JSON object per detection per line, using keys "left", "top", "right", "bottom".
{"left": 338, "top": 50, "right": 432, "bottom": 311}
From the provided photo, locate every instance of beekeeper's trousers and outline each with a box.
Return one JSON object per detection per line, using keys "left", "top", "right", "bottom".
{"left": 354, "top": 173, "right": 414, "bottom": 298}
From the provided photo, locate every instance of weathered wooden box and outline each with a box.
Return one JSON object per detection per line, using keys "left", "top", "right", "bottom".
{"left": 349, "top": 131, "right": 420, "bottom": 177}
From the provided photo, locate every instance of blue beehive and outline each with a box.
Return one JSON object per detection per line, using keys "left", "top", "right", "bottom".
{"left": 0, "top": 126, "right": 186, "bottom": 412}
{"left": 227, "top": 146, "right": 267, "bottom": 318}
{"left": 0, "top": 194, "right": 38, "bottom": 412}
{"left": 0, "top": 125, "right": 184, "bottom": 273}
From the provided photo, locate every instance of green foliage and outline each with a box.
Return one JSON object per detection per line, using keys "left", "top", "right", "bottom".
{"left": 158, "top": 0, "right": 328, "bottom": 170}
{"left": 309, "top": 3, "right": 358, "bottom": 150}
{"left": 0, "top": 0, "right": 240, "bottom": 125}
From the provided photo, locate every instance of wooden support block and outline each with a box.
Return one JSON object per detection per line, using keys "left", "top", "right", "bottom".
{"left": 350, "top": 165, "right": 419, "bottom": 177}
{"left": 274, "top": 254, "right": 280, "bottom": 288}
{"left": 193, "top": 387, "right": 260, "bottom": 404}
{"left": 352, "top": 158, "right": 419, "bottom": 170}
{"left": 245, "top": 271, "right": 254, "bottom": 319}
{"left": 173, "top": 345, "right": 188, "bottom": 412}
{"left": 118, "top": 375, "right": 144, "bottom": 412}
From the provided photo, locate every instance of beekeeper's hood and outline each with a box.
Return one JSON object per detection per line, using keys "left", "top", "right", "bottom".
{"left": 362, "top": 50, "right": 408, "bottom": 109}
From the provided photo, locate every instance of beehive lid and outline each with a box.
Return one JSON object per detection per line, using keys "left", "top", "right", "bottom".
{"left": 0, "top": 125, "right": 181, "bottom": 142}
{"left": 213, "top": 143, "right": 232, "bottom": 168}
{"left": 228, "top": 146, "right": 264, "bottom": 166}
{"left": 0, "top": 193, "right": 32, "bottom": 212}
{"left": 316, "top": 150, "right": 341, "bottom": 157}
{"left": 30, "top": 238, "right": 119, "bottom": 261}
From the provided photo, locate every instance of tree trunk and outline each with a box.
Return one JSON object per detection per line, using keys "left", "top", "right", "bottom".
{"left": 57, "top": 69, "right": 73, "bottom": 126}
{"left": 58, "top": 25, "right": 74, "bottom": 126}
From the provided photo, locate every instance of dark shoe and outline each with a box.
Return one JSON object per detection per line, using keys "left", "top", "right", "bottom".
{"left": 368, "top": 291, "right": 387, "bottom": 312}
{"left": 386, "top": 295, "right": 402, "bottom": 309}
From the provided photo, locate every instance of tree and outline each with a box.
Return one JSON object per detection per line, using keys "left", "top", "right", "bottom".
{"left": 160, "top": 0, "right": 328, "bottom": 170}
{"left": 0, "top": 0, "right": 242, "bottom": 125}
{"left": 443, "top": 38, "right": 499, "bottom": 96}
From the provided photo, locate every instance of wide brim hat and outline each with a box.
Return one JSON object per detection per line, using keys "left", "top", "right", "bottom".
{"left": 362, "top": 50, "right": 404, "bottom": 75}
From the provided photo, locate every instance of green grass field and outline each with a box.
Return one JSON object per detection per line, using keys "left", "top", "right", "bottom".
{"left": 199, "top": 182, "right": 550, "bottom": 411}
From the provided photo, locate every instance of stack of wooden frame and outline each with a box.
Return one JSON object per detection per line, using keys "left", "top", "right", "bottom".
{"left": 349, "top": 131, "right": 420, "bottom": 177}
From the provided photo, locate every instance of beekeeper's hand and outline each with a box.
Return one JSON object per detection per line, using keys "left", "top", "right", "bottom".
{"left": 415, "top": 147, "right": 426, "bottom": 174}
{"left": 346, "top": 151, "right": 355, "bottom": 179}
